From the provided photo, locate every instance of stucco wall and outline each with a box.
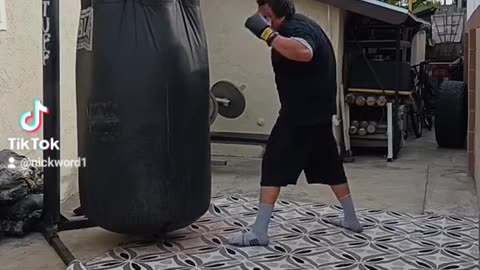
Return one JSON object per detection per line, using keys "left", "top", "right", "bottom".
{"left": 476, "top": 29, "right": 480, "bottom": 185}
{"left": 0, "top": 0, "right": 6, "bottom": 30}
{"left": 468, "top": 0, "right": 480, "bottom": 20}
{"left": 466, "top": 8, "right": 480, "bottom": 209}
{"left": 202, "top": 0, "right": 345, "bottom": 155}
{"left": 0, "top": 0, "right": 80, "bottom": 201}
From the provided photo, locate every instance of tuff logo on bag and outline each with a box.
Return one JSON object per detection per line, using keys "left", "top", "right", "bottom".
{"left": 78, "top": 6, "right": 93, "bottom": 51}
{"left": 42, "top": 0, "right": 51, "bottom": 66}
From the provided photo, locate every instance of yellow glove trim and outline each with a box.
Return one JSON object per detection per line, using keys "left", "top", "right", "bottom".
{"left": 260, "top": 28, "right": 274, "bottom": 41}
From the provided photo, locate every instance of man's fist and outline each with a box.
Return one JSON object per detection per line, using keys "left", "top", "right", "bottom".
{"left": 244, "top": 13, "right": 278, "bottom": 46}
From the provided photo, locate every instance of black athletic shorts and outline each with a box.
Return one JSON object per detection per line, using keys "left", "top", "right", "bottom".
{"left": 261, "top": 119, "right": 347, "bottom": 187}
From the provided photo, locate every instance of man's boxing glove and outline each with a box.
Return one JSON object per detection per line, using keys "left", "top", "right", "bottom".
{"left": 244, "top": 13, "right": 279, "bottom": 46}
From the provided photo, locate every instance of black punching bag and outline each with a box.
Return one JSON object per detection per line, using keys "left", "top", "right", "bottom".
{"left": 75, "top": 0, "right": 211, "bottom": 234}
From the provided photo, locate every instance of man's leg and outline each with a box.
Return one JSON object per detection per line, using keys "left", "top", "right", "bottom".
{"left": 305, "top": 123, "right": 363, "bottom": 233}
{"left": 228, "top": 186, "right": 280, "bottom": 246}
{"left": 324, "top": 183, "right": 363, "bottom": 233}
{"left": 228, "top": 119, "right": 303, "bottom": 246}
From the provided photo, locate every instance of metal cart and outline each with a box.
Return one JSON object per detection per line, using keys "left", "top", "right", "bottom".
{"left": 342, "top": 13, "right": 428, "bottom": 161}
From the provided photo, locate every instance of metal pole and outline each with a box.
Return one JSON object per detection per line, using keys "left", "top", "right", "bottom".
{"left": 387, "top": 103, "right": 393, "bottom": 161}
{"left": 42, "top": 0, "right": 61, "bottom": 225}
{"left": 395, "top": 26, "right": 401, "bottom": 107}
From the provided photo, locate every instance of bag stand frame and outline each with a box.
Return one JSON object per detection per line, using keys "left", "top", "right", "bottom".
{"left": 37, "top": 0, "right": 265, "bottom": 265}
{"left": 39, "top": 0, "right": 95, "bottom": 266}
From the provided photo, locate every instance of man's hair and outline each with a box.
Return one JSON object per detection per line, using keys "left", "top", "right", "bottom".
{"left": 256, "top": 0, "right": 296, "bottom": 19}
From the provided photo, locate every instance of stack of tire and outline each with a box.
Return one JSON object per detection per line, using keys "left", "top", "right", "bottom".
{"left": 435, "top": 81, "right": 468, "bottom": 148}
{"left": 0, "top": 150, "right": 44, "bottom": 237}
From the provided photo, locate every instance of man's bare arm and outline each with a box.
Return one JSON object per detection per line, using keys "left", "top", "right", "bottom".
{"left": 271, "top": 36, "right": 313, "bottom": 62}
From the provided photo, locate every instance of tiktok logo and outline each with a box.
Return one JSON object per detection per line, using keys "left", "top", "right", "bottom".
{"left": 19, "top": 100, "right": 49, "bottom": 133}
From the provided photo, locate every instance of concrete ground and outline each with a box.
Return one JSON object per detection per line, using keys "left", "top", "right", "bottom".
{"left": 0, "top": 130, "right": 478, "bottom": 270}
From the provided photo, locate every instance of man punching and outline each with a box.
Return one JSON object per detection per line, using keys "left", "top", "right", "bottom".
{"left": 228, "top": 0, "right": 363, "bottom": 247}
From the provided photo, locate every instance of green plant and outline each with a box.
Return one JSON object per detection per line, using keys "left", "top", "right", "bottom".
{"left": 383, "top": 0, "right": 441, "bottom": 12}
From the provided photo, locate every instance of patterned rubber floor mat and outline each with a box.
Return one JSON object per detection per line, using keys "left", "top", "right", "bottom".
{"left": 67, "top": 195, "right": 479, "bottom": 270}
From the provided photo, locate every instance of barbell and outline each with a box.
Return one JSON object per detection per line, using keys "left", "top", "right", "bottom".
{"left": 345, "top": 93, "right": 388, "bottom": 107}
{"left": 209, "top": 80, "right": 247, "bottom": 125}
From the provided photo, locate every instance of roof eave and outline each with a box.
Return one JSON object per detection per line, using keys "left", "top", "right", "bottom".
{"left": 315, "top": 0, "right": 430, "bottom": 26}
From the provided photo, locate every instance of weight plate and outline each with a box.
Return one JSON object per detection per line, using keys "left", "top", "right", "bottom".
{"left": 211, "top": 80, "right": 246, "bottom": 119}
{"left": 209, "top": 90, "right": 218, "bottom": 125}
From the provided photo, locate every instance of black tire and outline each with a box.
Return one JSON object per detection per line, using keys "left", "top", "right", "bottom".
{"left": 403, "top": 112, "right": 409, "bottom": 140}
{"left": 434, "top": 81, "right": 467, "bottom": 148}
{"left": 423, "top": 84, "right": 436, "bottom": 131}
{"left": 392, "top": 108, "right": 403, "bottom": 160}
{"left": 409, "top": 100, "right": 423, "bottom": 138}
{"left": 424, "top": 116, "right": 433, "bottom": 130}
{"left": 409, "top": 66, "right": 424, "bottom": 138}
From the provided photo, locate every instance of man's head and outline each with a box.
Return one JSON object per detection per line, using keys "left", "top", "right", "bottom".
{"left": 256, "top": 0, "right": 295, "bottom": 31}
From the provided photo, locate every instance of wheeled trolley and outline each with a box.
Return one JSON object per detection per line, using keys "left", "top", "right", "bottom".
{"left": 341, "top": 12, "right": 429, "bottom": 161}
